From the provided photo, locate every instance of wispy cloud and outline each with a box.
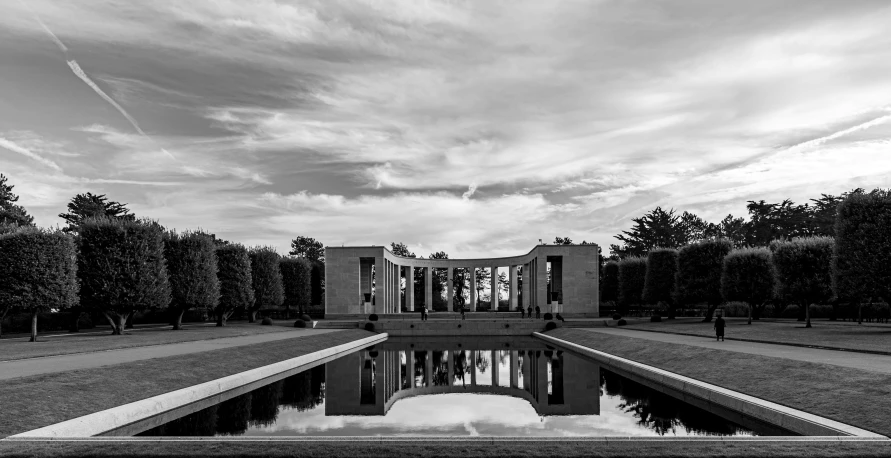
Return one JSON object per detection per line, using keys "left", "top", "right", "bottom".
{"left": 0, "top": 137, "right": 62, "bottom": 171}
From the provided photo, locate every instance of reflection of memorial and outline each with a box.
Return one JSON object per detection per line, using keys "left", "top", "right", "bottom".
{"left": 326, "top": 337, "right": 599, "bottom": 417}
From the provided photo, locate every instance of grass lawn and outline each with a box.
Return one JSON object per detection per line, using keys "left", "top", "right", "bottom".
{"left": 623, "top": 317, "right": 891, "bottom": 353}
{"left": 547, "top": 328, "right": 891, "bottom": 438}
{"left": 1, "top": 440, "right": 890, "bottom": 457}
{"left": 0, "top": 321, "right": 302, "bottom": 361}
{"left": 0, "top": 329, "right": 371, "bottom": 438}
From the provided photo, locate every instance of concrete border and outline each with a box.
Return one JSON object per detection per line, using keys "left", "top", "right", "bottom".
{"left": 8, "top": 332, "right": 388, "bottom": 438}
{"left": 533, "top": 332, "right": 888, "bottom": 439}
{"left": 5, "top": 436, "right": 889, "bottom": 443}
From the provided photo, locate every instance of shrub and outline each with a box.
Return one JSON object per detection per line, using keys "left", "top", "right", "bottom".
{"left": 364, "top": 322, "right": 375, "bottom": 332}
{"left": 543, "top": 312, "right": 553, "bottom": 321}
{"left": 642, "top": 248, "right": 678, "bottom": 317}
{"left": 78, "top": 218, "right": 170, "bottom": 335}
{"left": 612, "top": 313, "right": 622, "bottom": 320}
{"left": 294, "top": 319, "right": 306, "bottom": 328}
{"left": 248, "top": 247, "right": 284, "bottom": 323}
{"left": 0, "top": 228, "right": 78, "bottom": 341}
{"left": 261, "top": 317, "right": 273, "bottom": 326}
{"left": 773, "top": 237, "right": 834, "bottom": 328}
{"left": 617, "top": 319, "right": 627, "bottom": 326}
{"left": 675, "top": 239, "right": 732, "bottom": 322}
{"left": 280, "top": 257, "right": 312, "bottom": 318}
{"left": 618, "top": 257, "right": 647, "bottom": 311}
{"left": 545, "top": 321, "right": 557, "bottom": 331}
{"left": 650, "top": 315, "right": 662, "bottom": 322}
{"left": 601, "top": 262, "right": 619, "bottom": 302}
{"left": 368, "top": 313, "right": 379, "bottom": 321}
{"left": 215, "top": 244, "right": 255, "bottom": 327}
{"left": 720, "top": 247, "right": 775, "bottom": 323}
{"left": 300, "top": 313, "right": 312, "bottom": 322}
{"left": 164, "top": 231, "right": 220, "bottom": 330}
{"left": 833, "top": 190, "right": 891, "bottom": 322}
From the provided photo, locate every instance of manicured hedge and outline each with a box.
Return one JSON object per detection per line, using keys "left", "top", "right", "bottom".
{"left": 773, "top": 237, "right": 834, "bottom": 328}
{"left": 280, "top": 257, "right": 312, "bottom": 317}
{"left": 720, "top": 247, "right": 774, "bottom": 322}
{"left": 164, "top": 231, "right": 220, "bottom": 330}
{"left": 642, "top": 248, "right": 678, "bottom": 317}
{"left": 215, "top": 243, "right": 255, "bottom": 326}
{"left": 675, "top": 239, "right": 732, "bottom": 322}
{"left": 78, "top": 218, "right": 170, "bottom": 335}
{"left": 617, "top": 256, "right": 647, "bottom": 312}
{"left": 0, "top": 228, "right": 78, "bottom": 341}
{"left": 833, "top": 190, "right": 891, "bottom": 321}
{"left": 601, "top": 261, "right": 619, "bottom": 303}
{"left": 248, "top": 247, "right": 284, "bottom": 323}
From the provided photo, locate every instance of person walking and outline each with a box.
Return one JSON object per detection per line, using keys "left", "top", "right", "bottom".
{"left": 520, "top": 307, "right": 525, "bottom": 318}
{"left": 421, "top": 305, "right": 429, "bottom": 321}
{"left": 535, "top": 305, "right": 541, "bottom": 319}
{"left": 527, "top": 305, "right": 532, "bottom": 319}
{"left": 714, "top": 314, "right": 726, "bottom": 341}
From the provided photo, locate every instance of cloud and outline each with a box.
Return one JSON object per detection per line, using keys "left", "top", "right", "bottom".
{"left": 0, "top": 137, "right": 63, "bottom": 171}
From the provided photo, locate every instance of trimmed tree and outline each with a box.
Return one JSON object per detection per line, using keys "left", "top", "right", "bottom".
{"left": 78, "top": 218, "right": 171, "bottom": 335}
{"left": 281, "top": 257, "right": 312, "bottom": 317}
{"left": 675, "top": 239, "right": 732, "bottom": 322}
{"left": 310, "top": 261, "right": 325, "bottom": 310}
{"left": 773, "top": 237, "right": 834, "bottom": 328}
{"left": 215, "top": 244, "right": 254, "bottom": 326}
{"left": 832, "top": 190, "right": 891, "bottom": 323}
{"left": 720, "top": 247, "right": 775, "bottom": 324}
{"left": 0, "top": 228, "right": 78, "bottom": 341}
{"left": 164, "top": 231, "right": 220, "bottom": 330}
{"left": 601, "top": 261, "right": 619, "bottom": 304}
{"left": 248, "top": 246, "right": 283, "bottom": 323}
{"left": 642, "top": 248, "right": 678, "bottom": 318}
{"left": 617, "top": 257, "right": 647, "bottom": 314}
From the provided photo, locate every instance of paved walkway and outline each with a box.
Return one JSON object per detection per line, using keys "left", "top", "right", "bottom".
{"left": 583, "top": 327, "right": 891, "bottom": 375}
{"left": 0, "top": 328, "right": 338, "bottom": 381}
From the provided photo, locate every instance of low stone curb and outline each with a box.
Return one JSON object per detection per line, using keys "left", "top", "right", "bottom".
{"left": 533, "top": 331, "right": 888, "bottom": 439}
{"left": 6, "top": 436, "right": 890, "bottom": 442}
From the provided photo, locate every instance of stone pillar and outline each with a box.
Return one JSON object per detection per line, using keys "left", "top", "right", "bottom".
{"left": 407, "top": 351, "right": 416, "bottom": 388}
{"left": 536, "top": 257, "right": 548, "bottom": 311}
{"left": 425, "top": 267, "right": 432, "bottom": 312}
{"left": 447, "top": 350, "right": 454, "bottom": 386}
{"left": 510, "top": 265, "right": 518, "bottom": 311}
{"left": 425, "top": 350, "right": 433, "bottom": 387}
{"left": 551, "top": 257, "right": 562, "bottom": 313}
{"left": 470, "top": 350, "right": 477, "bottom": 386}
{"left": 491, "top": 350, "right": 500, "bottom": 386}
{"left": 522, "top": 352, "right": 531, "bottom": 392}
{"left": 406, "top": 266, "right": 415, "bottom": 312}
{"left": 491, "top": 266, "right": 498, "bottom": 310}
{"left": 469, "top": 267, "right": 477, "bottom": 312}
{"left": 510, "top": 350, "right": 519, "bottom": 388}
{"left": 373, "top": 257, "right": 384, "bottom": 313}
{"left": 394, "top": 263, "right": 401, "bottom": 313}
{"left": 521, "top": 263, "right": 530, "bottom": 310}
{"left": 447, "top": 267, "right": 454, "bottom": 312}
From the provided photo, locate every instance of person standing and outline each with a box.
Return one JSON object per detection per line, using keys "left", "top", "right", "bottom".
{"left": 460, "top": 304, "right": 466, "bottom": 320}
{"left": 535, "top": 305, "right": 541, "bottom": 319}
{"left": 520, "top": 307, "right": 525, "bottom": 318}
{"left": 714, "top": 314, "right": 726, "bottom": 341}
{"left": 421, "top": 305, "right": 429, "bottom": 321}
{"left": 527, "top": 305, "right": 532, "bottom": 319}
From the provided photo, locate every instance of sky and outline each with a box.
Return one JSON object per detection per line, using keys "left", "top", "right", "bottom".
{"left": 1, "top": 0, "right": 890, "bottom": 258}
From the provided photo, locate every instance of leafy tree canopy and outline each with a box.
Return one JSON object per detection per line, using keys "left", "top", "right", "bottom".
{"left": 59, "top": 192, "right": 133, "bottom": 233}
{"left": 0, "top": 173, "right": 35, "bottom": 228}
{"left": 289, "top": 236, "right": 324, "bottom": 263}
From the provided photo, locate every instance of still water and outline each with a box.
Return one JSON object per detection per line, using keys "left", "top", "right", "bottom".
{"left": 136, "top": 337, "right": 791, "bottom": 437}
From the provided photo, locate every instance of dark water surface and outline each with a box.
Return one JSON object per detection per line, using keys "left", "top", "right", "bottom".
{"left": 135, "top": 337, "right": 791, "bottom": 437}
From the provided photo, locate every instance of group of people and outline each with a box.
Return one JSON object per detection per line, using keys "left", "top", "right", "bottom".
{"left": 418, "top": 304, "right": 564, "bottom": 322}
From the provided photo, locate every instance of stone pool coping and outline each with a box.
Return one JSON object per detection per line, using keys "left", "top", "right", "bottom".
{"left": 6, "top": 332, "right": 388, "bottom": 439}
{"left": 532, "top": 331, "right": 888, "bottom": 439}
{"left": 5, "top": 436, "right": 889, "bottom": 442}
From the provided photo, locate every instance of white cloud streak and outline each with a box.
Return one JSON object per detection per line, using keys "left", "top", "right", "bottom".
{"left": 0, "top": 137, "right": 62, "bottom": 171}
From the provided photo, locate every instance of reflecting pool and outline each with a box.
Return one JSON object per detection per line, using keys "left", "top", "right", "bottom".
{"left": 135, "top": 337, "right": 791, "bottom": 437}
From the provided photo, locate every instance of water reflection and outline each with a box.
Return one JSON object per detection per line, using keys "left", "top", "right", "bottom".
{"left": 137, "top": 338, "right": 785, "bottom": 437}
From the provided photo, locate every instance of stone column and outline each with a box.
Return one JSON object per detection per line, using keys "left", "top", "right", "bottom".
{"left": 425, "top": 350, "right": 433, "bottom": 387}
{"left": 469, "top": 267, "right": 477, "bottom": 312}
{"left": 491, "top": 350, "right": 500, "bottom": 386}
{"left": 447, "top": 267, "right": 454, "bottom": 312}
{"left": 470, "top": 350, "right": 477, "bottom": 386}
{"left": 447, "top": 350, "right": 454, "bottom": 386}
{"left": 374, "top": 257, "right": 385, "bottom": 313}
{"left": 406, "top": 266, "right": 415, "bottom": 312}
{"left": 521, "top": 263, "right": 530, "bottom": 310}
{"left": 491, "top": 266, "right": 498, "bottom": 310}
{"left": 425, "top": 267, "right": 433, "bottom": 312}
{"left": 537, "top": 257, "right": 548, "bottom": 311}
{"left": 394, "top": 263, "right": 401, "bottom": 313}
{"left": 510, "top": 351, "right": 519, "bottom": 388}
{"left": 510, "top": 265, "right": 519, "bottom": 311}
{"left": 407, "top": 351, "right": 416, "bottom": 388}
{"left": 522, "top": 352, "right": 531, "bottom": 392}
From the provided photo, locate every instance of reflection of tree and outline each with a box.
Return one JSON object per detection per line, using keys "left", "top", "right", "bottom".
{"left": 216, "top": 393, "right": 252, "bottom": 435}
{"left": 475, "top": 352, "right": 489, "bottom": 374}
{"left": 432, "top": 351, "right": 449, "bottom": 386}
{"left": 137, "top": 405, "right": 218, "bottom": 436}
{"left": 601, "top": 370, "right": 748, "bottom": 436}
{"left": 282, "top": 371, "right": 320, "bottom": 411}
{"left": 249, "top": 381, "right": 284, "bottom": 428}
{"left": 453, "top": 350, "right": 471, "bottom": 386}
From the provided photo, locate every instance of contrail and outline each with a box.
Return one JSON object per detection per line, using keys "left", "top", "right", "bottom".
{"left": 785, "top": 111, "right": 891, "bottom": 152}
{"left": 0, "top": 137, "right": 63, "bottom": 171}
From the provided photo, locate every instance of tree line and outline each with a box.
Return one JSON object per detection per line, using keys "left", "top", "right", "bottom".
{"left": 601, "top": 189, "right": 891, "bottom": 324}
{"left": 0, "top": 174, "right": 325, "bottom": 341}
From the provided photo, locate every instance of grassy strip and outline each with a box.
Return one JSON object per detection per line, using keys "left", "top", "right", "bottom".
{"left": 0, "top": 329, "right": 371, "bottom": 438}
{"left": 1, "top": 440, "right": 890, "bottom": 457}
{"left": 625, "top": 317, "right": 891, "bottom": 353}
{"left": 0, "top": 321, "right": 299, "bottom": 361}
{"left": 548, "top": 328, "right": 891, "bottom": 437}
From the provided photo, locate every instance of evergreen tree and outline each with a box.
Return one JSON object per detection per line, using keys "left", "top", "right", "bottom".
{"left": 59, "top": 192, "right": 134, "bottom": 233}
{"left": 0, "top": 173, "right": 34, "bottom": 229}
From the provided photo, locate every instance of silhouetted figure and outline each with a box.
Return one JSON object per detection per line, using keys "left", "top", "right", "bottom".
{"left": 556, "top": 312, "right": 565, "bottom": 322}
{"left": 460, "top": 305, "right": 466, "bottom": 320}
{"left": 520, "top": 307, "right": 525, "bottom": 318}
{"left": 421, "top": 305, "right": 429, "bottom": 321}
{"left": 714, "top": 315, "right": 726, "bottom": 341}
{"left": 535, "top": 306, "right": 541, "bottom": 319}
{"left": 527, "top": 306, "right": 532, "bottom": 318}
